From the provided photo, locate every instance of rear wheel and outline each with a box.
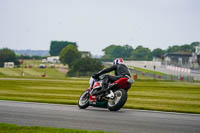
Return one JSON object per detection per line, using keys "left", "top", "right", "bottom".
{"left": 78, "top": 90, "right": 89, "bottom": 109}
{"left": 107, "top": 89, "right": 127, "bottom": 111}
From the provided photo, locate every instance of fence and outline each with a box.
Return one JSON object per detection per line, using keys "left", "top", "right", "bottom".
{"left": 129, "top": 68, "right": 194, "bottom": 82}
{"left": 103, "top": 62, "right": 194, "bottom": 82}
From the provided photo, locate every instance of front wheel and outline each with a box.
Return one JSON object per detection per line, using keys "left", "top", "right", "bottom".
{"left": 107, "top": 89, "right": 127, "bottom": 111}
{"left": 78, "top": 90, "right": 89, "bottom": 109}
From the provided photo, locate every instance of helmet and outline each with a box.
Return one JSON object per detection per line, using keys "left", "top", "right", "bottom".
{"left": 113, "top": 58, "right": 124, "bottom": 65}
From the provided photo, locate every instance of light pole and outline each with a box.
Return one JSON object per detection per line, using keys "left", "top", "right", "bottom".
{"left": 20, "top": 59, "right": 24, "bottom": 76}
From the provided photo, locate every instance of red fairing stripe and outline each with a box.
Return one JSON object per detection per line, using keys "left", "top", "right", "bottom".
{"left": 93, "top": 82, "right": 101, "bottom": 88}
{"left": 114, "top": 78, "right": 129, "bottom": 88}
{"left": 89, "top": 95, "right": 96, "bottom": 101}
{"left": 119, "top": 58, "right": 123, "bottom": 63}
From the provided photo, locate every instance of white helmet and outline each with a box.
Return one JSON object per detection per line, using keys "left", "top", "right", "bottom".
{"left": 113, "top": 58, "right": 124, "bottom": 65}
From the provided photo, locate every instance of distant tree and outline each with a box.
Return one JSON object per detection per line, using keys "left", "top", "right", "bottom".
{"left": 102, "top": 44, "right": 133, "bottom": 60}
{"left": 0, "top": 48, "right": 19, "bottom": 67}
{"left": 102, "top": 45, "right": 119, "bottom": 58}
{"left": 191, "top": 41, "right": 200, "bottom": 52}
{"left": 167, "top": 45, "right": 181, "bottom": 53}
{"left": 31, "top": 55, "right": 47, "bottom": 60}
{"left": 67, "top": 57, "right": 104, "bottom": 77}
{"left": 191, "top": 41, "right": 200, "bottom": 47}
{"left": 131, "top": 46, "right": 152, "bottom": 61}
{"left": 152, "top": 48, "right": 166, "bottom": 58}
{"left": 49, "top": 41, "right": 77, "bottom": 56}
{"left": 101, "top": 41, "right": 200, "bottom": 61}
{"left": 180, "top": 44, "right": 193, "bottom": 52}
{"left": 166, "top": 42, "right": 200, "bottom": 53}
{"left": 17, "top": 55, "right": 46, "bottom": 60}
{"left": 123, "top": 45, "right": 134, "bottom": 58}
{"left": 59, "top": 44, "right": 81, "bottom": 68}
{"left": 16, "top": 55, "right": 32, "bottom": 60}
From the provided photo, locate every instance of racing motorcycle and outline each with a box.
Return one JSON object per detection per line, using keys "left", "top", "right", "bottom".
{"left": 78, "top": 75, "right": 134, "bottom": 111}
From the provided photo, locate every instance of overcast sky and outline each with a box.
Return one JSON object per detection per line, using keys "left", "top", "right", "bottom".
{"left": 0, "top": 0, "right": 200, "bottom": 55}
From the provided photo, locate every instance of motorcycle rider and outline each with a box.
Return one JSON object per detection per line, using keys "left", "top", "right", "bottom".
{"left": 92, "top": 58, "right": 131, "bottom": 95}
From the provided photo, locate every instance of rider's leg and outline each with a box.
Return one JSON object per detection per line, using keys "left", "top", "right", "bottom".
{"left": 102, "top": 75, "right": 109, "bottom": 90}
{"left": 96, "top": 75, "right": 121, "bottom": 95}
{"left": 95, "top": 75, "right": 109, "bottom": 95}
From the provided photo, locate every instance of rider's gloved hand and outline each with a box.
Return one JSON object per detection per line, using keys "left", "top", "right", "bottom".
{"left": 92, "top": 73, "right": 100, "bottom": 80}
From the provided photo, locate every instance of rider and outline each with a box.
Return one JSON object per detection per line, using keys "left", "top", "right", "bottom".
{"left": 92, "top": 58, "right": 131, "bottom": 95}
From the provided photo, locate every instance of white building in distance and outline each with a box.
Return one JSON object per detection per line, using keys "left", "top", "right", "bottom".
{"left": 4, "top": 62, "right": 15, "bottom": 68}
{"left": 47, "top": 56, "right": 60, "bottom": 63}
{"left": 80, "top": 51, "right": 92, "bottom": 58}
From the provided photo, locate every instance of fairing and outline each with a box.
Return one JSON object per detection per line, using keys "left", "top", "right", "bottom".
{"left": 114, "top": 78, "right": 129, "bottom": 89}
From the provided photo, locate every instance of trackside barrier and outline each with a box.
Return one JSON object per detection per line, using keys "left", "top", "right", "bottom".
{"left": 103, "top": 62, "right": 194, "bottom": 82}
{"left": 133, "top": 74, "right": 137, "bottom": 80}
{"left": 129, "top": 68, "right": 194, "bottom": 82}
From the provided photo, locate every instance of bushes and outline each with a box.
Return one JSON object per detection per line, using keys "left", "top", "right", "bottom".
{"left": 67, "top": 57, "right": 103, "bottom": 77}
{"left": 0, "top": 48, "right": 19, "bottom": 67}
{"left": 59, "top": 44, "right": 81, "bottom": 68}
{"left": 59, "top": 45, "right": 103, "bottom": 77}
{"left": 50, "top": 41, "right": 77, "bottom": 56}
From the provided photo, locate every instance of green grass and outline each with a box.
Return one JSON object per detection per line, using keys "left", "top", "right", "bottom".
{"left": 0, "top": 68, "right": 66, "bottom": 79}
{"left": 0, "top": 78, "right": 200, "bottom": 114}
{"left": 0, "top": 72, "right": 4, "bottom": 75}
{"left": 0, "top": 59, "right": 69, "bottom": 79}
{"left": 130, "top": 66, "right": 168, "bottom": 76}
{"left": 0, "top": 123, "right": 113, "bottom": 133}
{"left": 125, "top": 80, "right": 200, "bottom": 113}
{"left": 23, "top": 59, "right": 42, "bottom": 65}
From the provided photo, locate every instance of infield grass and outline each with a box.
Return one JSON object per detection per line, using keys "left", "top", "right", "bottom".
{"left": 0, "top": 123, "right": 113, "bottom": 133}
{"left": 130, "top": 66, "right": 168, "bottom": 76}
{"left": 0, "top": 67, "right": 66, "bottom": 79}
{"left": 0, "top": 78, "right": 200, "bottom": 114}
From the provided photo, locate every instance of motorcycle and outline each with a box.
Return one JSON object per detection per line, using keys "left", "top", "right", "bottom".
{"left": 78, "top": 75, "right": 134, "bottom": 111}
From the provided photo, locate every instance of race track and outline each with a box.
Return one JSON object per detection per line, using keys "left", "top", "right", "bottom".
{"left": 0, "top": 100, "right": 200, "bottom": 133}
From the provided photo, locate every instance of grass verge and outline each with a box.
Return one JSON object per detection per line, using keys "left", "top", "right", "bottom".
{"left": 0, "top": 78, "right": 200, "bottom": 114}
{"left": 0, "top": 123, "right": 113, "bottom": 133}
{"left": 0, "top": 67, "right": 66, "bottom": 79}
{"left": 130, "top": 66, "right": 168, "bottom": 76}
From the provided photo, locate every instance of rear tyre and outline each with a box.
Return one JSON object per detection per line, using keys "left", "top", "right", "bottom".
{"left": 78, "top": 90, "right": 89, "bottom": 109}
{"left": 107, "top": 89, "right": 127, "bottom": 111}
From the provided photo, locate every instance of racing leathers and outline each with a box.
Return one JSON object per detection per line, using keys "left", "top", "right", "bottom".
{"left": 93, "top": 64, "right": 131, "bottom": 95}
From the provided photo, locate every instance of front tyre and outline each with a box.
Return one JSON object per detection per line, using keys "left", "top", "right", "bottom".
{"left": 107, "top": 89, "right": 127, "bottom": 111}
{"left": 78, "top": 90, "right": 89, "bottom": 109}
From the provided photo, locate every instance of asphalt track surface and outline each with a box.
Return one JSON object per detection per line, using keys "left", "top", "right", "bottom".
{"left": 0, "top": 100, "right": 200, "bottom": 133}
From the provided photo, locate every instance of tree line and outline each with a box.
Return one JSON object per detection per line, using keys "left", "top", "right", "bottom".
{"left": 0, "top": 48, "right": 20, "bottom": 67}
{"left": 102, "top": 41, "right": 200, "bottom": 61}
{"left": 0, "top": 48, "right": 47, "bottom": 67}
{"left": 1, "top": 41, "right": 199, "bottom": 77}
{"left": 0, "top": 46, "right": 103, "bottom": 77}
{"left": 59, "top": 44, "right": 103, "bottom": 76}
{"left": 49, "top": 41, "right": 104, "bottom": 76}
{"left": 49, "top": 41, "right": 77, "bottom": 56}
